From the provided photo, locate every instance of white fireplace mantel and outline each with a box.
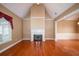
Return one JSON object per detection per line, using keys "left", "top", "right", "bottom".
{"left": 31, "top": 29, "right": 45, "bottom": 41}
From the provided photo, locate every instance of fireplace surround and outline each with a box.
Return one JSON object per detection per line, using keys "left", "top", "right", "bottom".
{"left": 31, "top": 29, "right": 45, "bottom": 41}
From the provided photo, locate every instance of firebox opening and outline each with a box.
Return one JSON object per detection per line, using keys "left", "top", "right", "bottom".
{"left": 34, "top": 34, "right": 42, "bottom": 41}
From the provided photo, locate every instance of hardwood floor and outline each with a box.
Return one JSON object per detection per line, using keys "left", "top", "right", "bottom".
{"left": 56, "top": 40, "right": 79, "bottom": 56}
{"left": 0, "top": 40, "right": 79, "bottom": 56}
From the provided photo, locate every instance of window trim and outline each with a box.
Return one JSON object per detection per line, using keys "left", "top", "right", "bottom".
{"left": 0, "top": 17, "right": 12, "bottom": 45}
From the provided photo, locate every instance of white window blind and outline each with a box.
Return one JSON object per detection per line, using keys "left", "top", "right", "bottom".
{"left": 0, "top": 17, "right": 12, "bottom": 44}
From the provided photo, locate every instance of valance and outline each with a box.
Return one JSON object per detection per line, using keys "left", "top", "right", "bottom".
{"left": 0, "top": 12, "right": 13, "bottom": 29}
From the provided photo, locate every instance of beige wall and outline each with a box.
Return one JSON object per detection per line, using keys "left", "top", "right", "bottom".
{"left": 31, "top": 18, "right": 44, "bottom": 29}
{"left": 56, "top": 18, "right": 79, "bottom": 40}
{"left": 0, "top": 4, "right": 23, "bottom": 51}
{"left": 30, "top": 4, "right": 45, "bottom": 31}
{"left": 31, "top": 4, "right": 45, "bottom": 17}
{"left": 57, "top": 20, "right": 78, "bottom": 33}
{"left": 45, "top": 20, "right": 54, "bottom": 39}
{"left": 45, "top": 11, "right": 54, "bottom": 39}
{"left": 23, "top": 18, "right": 31, "bottom": 40}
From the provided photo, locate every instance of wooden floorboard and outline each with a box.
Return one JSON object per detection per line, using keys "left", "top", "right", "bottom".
{"left": 0, "top": 40, "right": 79, "bottom": 56}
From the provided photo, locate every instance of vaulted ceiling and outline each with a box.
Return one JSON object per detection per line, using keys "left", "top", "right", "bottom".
{"left": 1, "top": 3, "right": 75, "bottom": 20}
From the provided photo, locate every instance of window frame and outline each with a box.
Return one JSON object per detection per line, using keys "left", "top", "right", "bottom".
{"left": 0, "top": 17, "right": 12, "bottom": 44}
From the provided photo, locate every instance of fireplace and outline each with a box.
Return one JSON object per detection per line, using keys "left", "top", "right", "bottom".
{"left": 34, "top": 34, "right": 42, "bottom": 41}
{"left": 31, "top": 29, "right": 45, "bottom": 41}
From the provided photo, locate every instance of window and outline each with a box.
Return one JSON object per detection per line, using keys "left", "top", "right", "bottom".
{"left": 0, "top": 17, "right": 12, "bottom": 44}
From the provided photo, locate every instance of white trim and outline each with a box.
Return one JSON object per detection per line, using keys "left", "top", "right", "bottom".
{"left": 0, "top": 39, "right": 22, "bottom": 53}
{"left": 30, "top": 18, "right": 32, "bottom": 41}
{"left": 23, "top": 38, "right": 54, "bottom": 40}
{"left": 45, "top": 38, "right": 54, "bottom": 40}
{"left": 22, "top": 38, "right": 30, "bottom": 40}
{"left": 43, "top": 17, "right": 45, "bottom": 41}
{"left": 23, "top": 18, "right": 30, "bottom": 20}
{"left": 31, "top": 17, "right": 45, "bottom": 19}
{"left": 55, "top": 20, "right": 57, "bottom": 41}
{"left": 55, "top": 33, "right": 79, "bottom": 41}
{"left": 24, "top": 18, "right": 54, "bottom": 21}
{"left": 45, "top": 19, "right": 54, "bottom": 20}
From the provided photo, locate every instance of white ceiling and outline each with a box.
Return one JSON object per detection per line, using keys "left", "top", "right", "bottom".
{"left": 44, "top": 3, "right": 74, "bottom": 18}
{"left": 1, "top": 3, "right": 33, "bottom": 18}
{"left": 1, "top": 3, "right": 75, "bottom": 19}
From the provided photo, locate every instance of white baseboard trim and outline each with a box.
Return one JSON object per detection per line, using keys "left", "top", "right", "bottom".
{"left": 23, "top": 37, "right": 54, "bottom": 40}
{"left": 0, "top": 39, "right": 22, "bottom": 53}
{"left": 22, "top": 38, "right": 30, "bottom": 40}
{"left": 55, "top": 33, "right": 79, "bottom": 41}
{"left": 45, "top": 38, "right": 54, "bottom": 40}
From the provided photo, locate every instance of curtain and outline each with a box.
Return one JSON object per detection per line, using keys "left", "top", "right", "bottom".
{"left": 0, "top": 12, "right": 13, "bottom": 29}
